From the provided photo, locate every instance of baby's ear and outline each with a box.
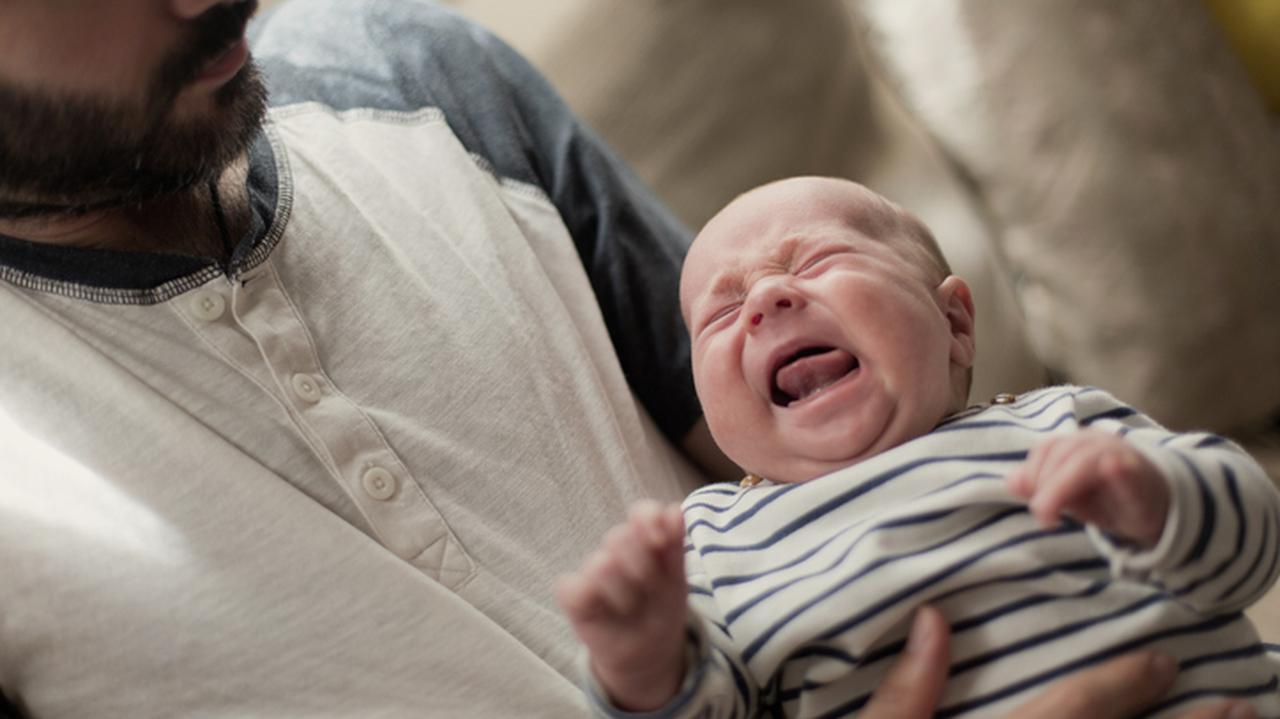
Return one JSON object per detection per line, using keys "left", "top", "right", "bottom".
{"left": 937, "top": 276, "right": 976, "bottom": 368}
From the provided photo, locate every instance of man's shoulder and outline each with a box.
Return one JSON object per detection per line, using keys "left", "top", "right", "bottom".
{"left": 249, "top": 0, "right": 554, "bottom": 190}
{"left": 249, "top": 0, "right": 506, "bottom": 113}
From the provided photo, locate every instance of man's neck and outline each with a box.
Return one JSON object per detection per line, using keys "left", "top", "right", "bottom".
{"left": 0, "top": 154, "right": 252, "bottom": 264}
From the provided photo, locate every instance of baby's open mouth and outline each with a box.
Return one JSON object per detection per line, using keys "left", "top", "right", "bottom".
{"left": 771, "top": 347, "right": 860, "bottom": 407}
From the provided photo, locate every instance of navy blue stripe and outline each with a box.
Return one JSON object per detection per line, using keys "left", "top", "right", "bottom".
{"left": 807, "top": 595, "right": 1248, "bottom": 717}
{"left": 684, "top": 485, "right": 760, "bottom": 517}
{"left": 931, "top": 556, "right": 1108, "bottom": 605}
{"left": 808, "top": 514, "right": 1070, "bottom": 644}
{"left": 686, "top": 482, "right": 806, "bottom": 537}
{"left": 1174, "top": 464, "right": 1245, "bottom": 601}
{"left": 930, "top": 613, "right": 1247, "bottom": 718}
{"left": 725, "top": 655, "right": 752, "bottom": 711}
{"left": 932, "top": 410, "right": 1079, "bottom": 437}
{"left": 1252, "top": 505, "right": 1280, "bottom": 602}
{"left": 779, "top": 573, "right": 1115, "bottom": 699}
{"left": 922, "top": 472, "right": 1005, "bottom": 500}
{"left": 1177, "top": 451, "right": 1217, "bottom": 568}
{"left": 1178, "top": 642, "right": 1271, "bottom": 672}
{"left": 1195, "top": 434, "right": 1229, "bottom": 448}
{"left": 1080, "top": 406, "right": 1138, "bottom": 425}
{"left": 949, "top": 593, "right": 1167, "bottom": 677}
{"left": 733, "top": 507, "right": 1029, "bottom": 647}
{"left": 1219, "top": 511, "right": 1272, "bottom": 604}
{"left": 1139, "top": 675, "right": 1279, "bottom": 718}
{"left": 740, "top": 509, "right": 1041, "bottom": 663}
{"left": 691, "top": 452, "right": 1027, "bottom": 553}
{"left": 709, "top": 508, "right": 960, "bottom": 589}
{"left": 814, "top": 517, "right": 1066, "bottom": 647}
{"left": 723, "top": 506, "right": 1021, "bottom": 625}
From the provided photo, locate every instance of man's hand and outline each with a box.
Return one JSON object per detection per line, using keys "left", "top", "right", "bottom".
{"left": 554, "top": 501, "right": 689, "bottom": 712}
{"left": 1007, "top": 651, "right": 1255, "bottom": 719}
{"left": 859, "top": 606, "right": 950, "bottom": 718}
{"left": 863, "top": 609, "right": 1258, "bottom": 719}
{"left": 1006, "top": 430, "right": 1169, "bottom": 547}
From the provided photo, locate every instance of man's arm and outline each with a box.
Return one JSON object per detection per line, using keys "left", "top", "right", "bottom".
{"left": 680, "top": 418, "right": 741, "bottom": 484}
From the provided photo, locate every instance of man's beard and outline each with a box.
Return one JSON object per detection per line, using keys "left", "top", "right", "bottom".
{"left": 0, "top": 0, "right": 267, "bottom": 220}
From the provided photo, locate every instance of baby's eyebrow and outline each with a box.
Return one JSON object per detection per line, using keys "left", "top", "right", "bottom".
{"left": 701, "top": 235, "right": 798, "bottom": 301}
{"left": 697, "top": 236, "right": 806, "bottom": 309}
{"left": 704, "top": 273, "right": 744, "bottom": 304}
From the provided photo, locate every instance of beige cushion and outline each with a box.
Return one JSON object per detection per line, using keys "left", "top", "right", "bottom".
{"left": 455, "top": 0, "right": 870, "bottom": 230}
{"left": 859, "top": 0, "right": 1280, "bottom": 432}
{"left": 447, "top": 0, "right": 1048, "bottom": 404}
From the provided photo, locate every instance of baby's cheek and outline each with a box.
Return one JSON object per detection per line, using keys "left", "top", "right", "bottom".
{"left": 703, "top": 404, "right": 773, "bottom": 474}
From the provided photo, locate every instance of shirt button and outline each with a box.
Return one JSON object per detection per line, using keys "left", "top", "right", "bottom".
{"left": 290, "top": 373, "right": 323, "bottom": 403}
{"left": 190, "top": 291, "right": 226, "bottom": 322}
{"left": 362, "top": 467, "right": 398, "bottom": 501}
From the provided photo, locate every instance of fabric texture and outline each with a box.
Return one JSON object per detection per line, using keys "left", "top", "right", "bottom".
{"left": 0, "top": 2, "right": 707, "bottom": 716}
{"left": 588, "top": 387, "right": 1280, "bottom": 718}
{"left": 857, "top": 0, "right": 1280, "bottom": 433}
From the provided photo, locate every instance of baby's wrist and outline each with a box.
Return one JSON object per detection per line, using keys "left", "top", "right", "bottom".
{"left": 592, "top": 655, "right": 687, "bottom": 713}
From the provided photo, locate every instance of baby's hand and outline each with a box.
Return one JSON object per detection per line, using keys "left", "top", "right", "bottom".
{"left": 554, "top": 500, "right": 689, "bottom": 712}
{"left": 1006, "top": 430, "right": 1169, "bottom": 548}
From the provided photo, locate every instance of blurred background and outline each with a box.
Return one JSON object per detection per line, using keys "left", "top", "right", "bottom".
{"left": 256, "top": 0, "right": 1280, "bottom": 628}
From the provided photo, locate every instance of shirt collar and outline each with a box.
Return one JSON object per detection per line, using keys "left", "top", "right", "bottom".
{"left": 0, "top": 127, "right": 284, "bottom": 304}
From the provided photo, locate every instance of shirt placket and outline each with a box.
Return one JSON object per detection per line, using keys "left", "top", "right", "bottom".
{"left": 174, "top": 262, "right": 474, "bottom": 588}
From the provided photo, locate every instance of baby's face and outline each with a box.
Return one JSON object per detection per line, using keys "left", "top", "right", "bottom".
{"left": 680, "top": 178, "right": 974, "bottom": 484}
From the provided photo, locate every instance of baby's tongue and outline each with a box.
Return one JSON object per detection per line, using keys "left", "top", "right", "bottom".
{"left": 776, "top": 349, "right": 858, "bottom": 403}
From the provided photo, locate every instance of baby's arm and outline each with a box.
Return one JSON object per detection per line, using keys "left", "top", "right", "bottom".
{"left": 1006, "top": 388, "right": 1280, "bottom": 613}
{"left": 555, "top": 500, "right": 690, "bottom": 712}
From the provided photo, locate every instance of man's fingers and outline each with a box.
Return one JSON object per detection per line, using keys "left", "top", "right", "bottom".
{"left": 1008, "top": 651, "right": 1177, "bottom": 718}
{"left": 861, "top": 606, "right": 950, "bottom": 719}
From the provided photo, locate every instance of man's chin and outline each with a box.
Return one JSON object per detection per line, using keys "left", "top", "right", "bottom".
{"left": 1, "top": 164, "right": 221, "bottom": 220}
{"left": 0, "top": 60, "right": 267, "bottom": 220}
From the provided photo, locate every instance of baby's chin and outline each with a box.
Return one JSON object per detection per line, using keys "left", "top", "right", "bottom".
{"left": 744, "top": 454, "right": 861, "bottom": 485}
{"left": 750, "top": 428, "right": 927, "bottom": 484}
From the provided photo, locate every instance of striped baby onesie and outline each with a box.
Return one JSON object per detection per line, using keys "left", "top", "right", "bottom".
{"left": 596, "top": 386, "right": 1280, "bottom": 718}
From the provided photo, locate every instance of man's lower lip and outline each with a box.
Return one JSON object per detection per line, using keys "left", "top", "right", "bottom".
{"left": 197, "top": 37, "right": 249, "bottom": 83}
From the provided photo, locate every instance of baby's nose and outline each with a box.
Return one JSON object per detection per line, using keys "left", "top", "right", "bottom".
{"left": 750, "top": 298, "right": 792, "bottom": 326}
{"left": 746, "top": 280, "right": 803, "bottom": 330}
